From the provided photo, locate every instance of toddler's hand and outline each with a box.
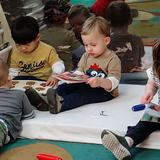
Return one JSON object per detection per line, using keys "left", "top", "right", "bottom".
{"left": 130, "top": 66, "right": 143, "bottom": 72}
{"left": 87, "top": 77, "right": 100, "bottom": 88}
{"left": 46, "top": 76, "right": 58, "bottom": 87}
{"left": 153, "top": 104, "right": 160, "bottom": 111}
{"left": 140, "top": 93, "right": 153, "bottom": 104}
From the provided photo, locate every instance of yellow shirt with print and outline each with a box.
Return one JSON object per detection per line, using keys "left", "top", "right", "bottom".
{"left": 10, "top": 41, "right": 60, "bottom": 80}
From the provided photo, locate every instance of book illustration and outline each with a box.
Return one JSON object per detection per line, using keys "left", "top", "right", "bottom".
{"left": 53, "top": 72, "right": 88, "bottom": 84}
{"left": 141, "top": 103, "right": 160, "bottom": 123}
{"left": 26, "top": 81, "right": 36, "bottom": 85}
{"left": 11, "top": 80, "right": 50, "bottom": 94}
{"left": 23, "top": 85, "right": 32, "bottom": 90}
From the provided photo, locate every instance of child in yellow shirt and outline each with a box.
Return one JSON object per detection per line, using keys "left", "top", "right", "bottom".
{"left": 9, "top": 16, "right": 65, "bottom": 111}
{"left": 9, "top": 16, "right": 65, "bottom": 86}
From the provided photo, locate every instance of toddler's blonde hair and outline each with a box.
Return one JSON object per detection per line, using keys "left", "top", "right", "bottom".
{"left": 81, "top": 16, "right": 110, "bottom": 36}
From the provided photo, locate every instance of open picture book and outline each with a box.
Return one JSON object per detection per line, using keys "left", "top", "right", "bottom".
{"left": 11, "top": 80, "right": 51, "bottom": 95}
{"left": 53, "top": 72, "right": 88, "bottom": 84}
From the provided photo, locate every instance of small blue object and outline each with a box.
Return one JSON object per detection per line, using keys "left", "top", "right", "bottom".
{"left": 132, "top": 104, "right": 146, "bottom": 111}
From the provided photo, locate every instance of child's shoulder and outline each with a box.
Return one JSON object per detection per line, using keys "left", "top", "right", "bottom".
{"left": 111, "top": 33, "right": 141, "bottom": 41}
{"left": 105, "top": 50, "right": 121, "bottom": 63}
{"left": 39, "top": 41, "right": 57, "bottom": 52}
{"left": 106, "top": 49, "right": 118, "bottom": 58}
{"left": 0, "top": 88, "right": 25, "bottom": 97}
{"left": 49, "top": 26, "right": 76, "bottom": 38}
{"left": 39, "top": 41, "right": 54, "bottom": 49}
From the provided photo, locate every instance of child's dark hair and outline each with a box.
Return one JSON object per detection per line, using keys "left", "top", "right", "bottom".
{"left": 0, "top": 58, "right": 9, "bottom": 86}
{"left": 44, "top": 0, "right": 71, "bottom": 25}
{"left": 68, "top": 5, "right": 91, "bottom": 20}
{"left": 152, "top": 41, "right": 160, "bottom": 78}
{"left": 106, "top": 1, "right": 132, "bottom": 27}
{"left": 11, "top": 16, "right": 39, "bottom": 44}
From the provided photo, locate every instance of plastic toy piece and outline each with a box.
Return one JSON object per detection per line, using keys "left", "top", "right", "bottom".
{"left": 132, "top": 104, "right": 146, "bottom": 111}
{"left": 36, "top": 153, "right": 63, "bottom": 160}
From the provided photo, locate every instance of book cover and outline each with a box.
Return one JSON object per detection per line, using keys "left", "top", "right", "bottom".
{"left": 53, "top": 72, "right": 88, "bottom": 84}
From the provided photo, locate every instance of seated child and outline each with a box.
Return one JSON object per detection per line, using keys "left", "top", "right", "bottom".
{"left": 106, "top": 1, "right": 146, "bottom": 84}
{"left": 47, "top": 16, "right": 121, "bottom": 114}
{"left": 9, "top": 16, "right": 65, "bottom": 84}
{"left": 101, "top": 43, "right": 160, "bottom": 160}
{"left": 68, "top": 5, "right": 92, "bottom": 69}
{"left": 68, "top": 5, "right": 92, "bottom": 44}
{"left": 9, "top": 16, "right": 65, "bottom": 111}
{"left": 41, "top": 0, "right": 83, "bottom": 70}
{"left": 0, "top": 58, "right": 35, "bottom": 148}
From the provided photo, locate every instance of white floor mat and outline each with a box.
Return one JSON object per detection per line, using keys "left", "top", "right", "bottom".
{"left": 21, "top": 84, "right": 160, "bottom": 149}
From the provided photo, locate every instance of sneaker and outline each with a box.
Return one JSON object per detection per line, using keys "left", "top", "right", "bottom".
{"left": 47, "top": 88, "right": 62, "bottom": 114}
{"left": 25, "top": 88, "right": 49, "bottom": 111}
{"left": 101, "top": 130, "right": 131, "bottom": 160}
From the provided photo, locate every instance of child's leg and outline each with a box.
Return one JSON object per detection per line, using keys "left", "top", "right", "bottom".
{"left": 56, "top": 83, "right": 86, "bottom": 97}
{"left": 61, "top": 84, "right": 113, "bottom": 111}
{"left": 125, "top": 121, "right": 160, "bottom": 146}
{"left": 0, "top": 121, "right": 10, "bottom": 147}
{"left": 101, "top": 130, "right": 131, "bottom": 160}
{"left": 25, "top": 88, "right": 49, "bottom": 111}
{"left": 101, "top": 121, "right": 160, "bottom": 160}
{"left": 13, "top": 76, "right": 44, "bottom": 81}
{"left": 47, "top": 83, "right": 88, "bottom": 114}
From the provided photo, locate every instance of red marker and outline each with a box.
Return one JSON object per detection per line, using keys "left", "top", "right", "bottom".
{"left": 36, "top": 153, "right": 63, "bottom": 160}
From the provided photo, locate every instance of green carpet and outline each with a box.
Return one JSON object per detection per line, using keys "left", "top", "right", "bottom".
{"left": 128, "top": 0, "right": 160, "bottom": 38}
{"left": 2, "top": 138, "right": 160, "bottom": 160}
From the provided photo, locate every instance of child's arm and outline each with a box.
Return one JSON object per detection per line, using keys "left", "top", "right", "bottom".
{"left": 87, "top": 77, "right": 113, "bottom": 90}
{"left": 88, "top": 54, "right": 121, "bottom": 91}
{"left": 141, "top": 67, "right": 158, "bottom": 104}
{"left": 141, "top": 80, "right": 158, "bottom": 104}
{"left": 46, "top": 61, "right": 65, "bottom": 86}
{"left": 47, "top": 49, "right": 65, "bottom": 86}
{"left": 8, "top": 49, "right": 20, "bottom": 79}
{"left": 21, "top": 92, "right": 35, "bottom": 120}
{"left": 9, "top": 68, "right": 19, "bottom": 79}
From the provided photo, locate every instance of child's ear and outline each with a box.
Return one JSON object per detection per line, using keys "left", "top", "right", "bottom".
{"left": 104, "top": 37, "right": 111, "bottom": 46}
{"left": 35, "top": 34, "right": 40, "bottom": 42}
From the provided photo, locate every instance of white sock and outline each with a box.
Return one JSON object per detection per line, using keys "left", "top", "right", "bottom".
{"left": 125, "top": 136, "right": 134, "bottom": 147}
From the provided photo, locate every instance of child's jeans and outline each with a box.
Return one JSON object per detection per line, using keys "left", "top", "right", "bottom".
{"left": 0, "top": 120, "right": 10, "bottom": 147}
{"left": 57, "top": 83, "right": 113, "bottom": 112}
{"left": 125, "top": 121, "right": 160, "bottom": 146}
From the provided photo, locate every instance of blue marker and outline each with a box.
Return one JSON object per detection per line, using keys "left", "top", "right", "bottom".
{"left": 132, "top": 104, "right": 146, "bottom": 111}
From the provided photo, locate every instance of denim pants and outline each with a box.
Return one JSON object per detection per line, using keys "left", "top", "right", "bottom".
{"left": 56, "top": 83, "right": 113, "bottom": 112}
{"left": 125, "top": 121, "right": 160, "bottom": 146}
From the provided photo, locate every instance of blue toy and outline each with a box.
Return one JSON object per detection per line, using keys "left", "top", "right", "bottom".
{"left": 132, "top": 104, "right": 146, "bottom": 111}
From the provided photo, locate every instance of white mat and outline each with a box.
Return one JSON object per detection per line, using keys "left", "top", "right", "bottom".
{"left": 21, "top": 84, "right": 160, "bottom": 149}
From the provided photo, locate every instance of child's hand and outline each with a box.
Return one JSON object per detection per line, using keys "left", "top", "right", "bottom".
{"left": 46, "top": 75, "right": 58, "bottom": 87}
{"left": 87, "top": 77, "right": 100, "bottom": 88}
{"left": 61, "top": 71, "right": 71, "bottom": 76}
{"left": 153, "top": 104, "right": 160, "bottom": 111}
{"left": 140, "top": 93, "right": 154, "bottom": 104}
{"left": 130, "top": 66, "right": 143, "bottom": 72}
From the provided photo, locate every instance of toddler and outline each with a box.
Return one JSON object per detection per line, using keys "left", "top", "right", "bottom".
{"left": 47, "top": 16, "right": 121, "bottom": 114}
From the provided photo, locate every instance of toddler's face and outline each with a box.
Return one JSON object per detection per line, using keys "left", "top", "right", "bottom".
{"left": 81, "top": 30, "right": 110, "bottom": 58}
{"left": 16, "top": 39, "right": 39, "bottom": 54}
